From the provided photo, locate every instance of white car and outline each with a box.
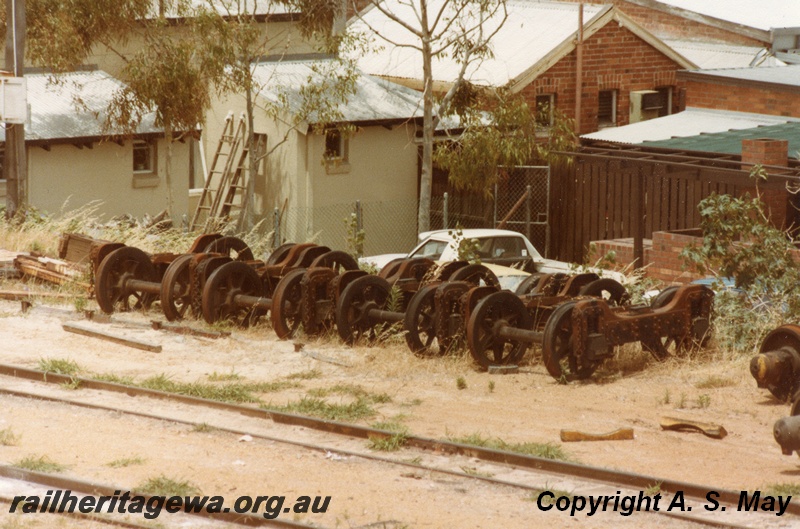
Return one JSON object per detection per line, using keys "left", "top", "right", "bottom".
{"left": 361, "top": 229, "right": 628, "bottom": 291}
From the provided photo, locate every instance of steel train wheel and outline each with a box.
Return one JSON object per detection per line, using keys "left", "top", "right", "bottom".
{"left": 309, "top": 250, "right": 359, "bottom": 273}
{"left": 266, "top": 243, "right": 296, "bottom": 265}
{"left": 335, "top": 275, "right": 391, "bottom": 345}
{"left": 203, "top": 236, "right": 254, "bottom": 261}
{"left": 541, "top": 301, "right": 600, "bottom": 381}
{"left": 449, "top": 263, "right": 500, "bottom": 288}
{"left": 403, "top": 283, "right": 442, "bottom": 357}
{"left": 201, "top": 261, "right": 263, "bottom": 327}
{"left": 514, "top": 274, "right": 544, "bottom": 296}
{"left": 95, "top": 246, "right": 158, "bottom": 314}
{"left": 271, "top": 268, "right": 307, "bottom": 339}
{"left": 578, "top": 278, "right": 629, "bottom": 305}
{"left": 466, "top": 291, "right": 532, "bottom": 369}
{"left": 159, "top": 254, "right": 195, "bottom": 321}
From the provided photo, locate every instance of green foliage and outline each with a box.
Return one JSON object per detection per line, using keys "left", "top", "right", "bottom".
{"left": 15, "top": 455, "right": 67, "bottom": 473}
{"left": 267, "top": 396, "right": 377, "bottom": 422}
{"left": 38, "top": 357, "right": 82, "bottom": 376}
{"left": 107, "top": 456, "right": 146, "bottom": 468}
{"left": 456, "top": 376, "right": 467, "bottom": 390}
{"left": 0, "top": 427, "right": 20, "bottom": 446}
{"left": 448, "top": 226, "right": 481, "bottom": 263}
{"left": 435, "top": 88, "right": 577, "bottom": 196}
{"left": 137, "top": 475, "right": 201, "bottom": 496}
{"left": 448, "top": 432, "right": 573, "bottom": 461}
{"left": 345, "top": 212, "right": 366, "bottom": 259}
{"left": 682, "top": 191, "right": 800, "bottom": 353}
{"left": 137, "top": 373, "right": 297, "bottom": 403}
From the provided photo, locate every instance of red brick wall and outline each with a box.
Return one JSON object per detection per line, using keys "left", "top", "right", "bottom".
{"left": 556, "top": 0, "right": 765, "bottom": 46}
{"left": 683, "top": 79, "right": 800, "bottom": 117}
{"left": 517, "top": 22, "right": 685, "bottom": 134}
{"left": 590, "top": 231, "right": 706, "bottom": 285}
{"left": 740, "top": 139, "right": 791, "bottom": 228}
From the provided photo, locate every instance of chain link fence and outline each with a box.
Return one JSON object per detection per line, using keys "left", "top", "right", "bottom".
{"left": 263, "top": 165, "right": 549, "bottom": 258}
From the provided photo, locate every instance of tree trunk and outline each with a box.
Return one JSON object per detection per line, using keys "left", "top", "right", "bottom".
{"left": 417, "top": 5, "right": 433, "bottom": 234}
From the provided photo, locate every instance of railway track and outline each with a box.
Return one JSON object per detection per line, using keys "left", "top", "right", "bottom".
{"left": 0, "top": 363, "right": 792, "bottom": 529}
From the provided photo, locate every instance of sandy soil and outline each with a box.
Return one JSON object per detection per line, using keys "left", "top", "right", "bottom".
{"left": 0, "top": 295, "right": 798, "bottom": 528}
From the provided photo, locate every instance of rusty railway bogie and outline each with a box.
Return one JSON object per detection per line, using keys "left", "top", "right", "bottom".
{"left": 465, "top": 282, "right": 712, "bottom": 375}
{"left": 94, "top": 234, "right": 253, "bottom": 318}
{"left": 201, "top": 243, "right": 361, "bottom": 330}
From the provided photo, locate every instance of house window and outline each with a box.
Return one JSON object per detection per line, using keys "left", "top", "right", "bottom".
{"left": 324, "top": 129, "right": 348, "bottom": 162}
{"left": 597, "top": 90, "right": 617, "bottom": 128}
{"left": 133, "top": 140, "right": 156, "bottom": 173}
{"left": 655, "top": 86, "right": 673, "bottom": 117}
{"left": 535, "top": 94, "right": 555, "bottom": 126}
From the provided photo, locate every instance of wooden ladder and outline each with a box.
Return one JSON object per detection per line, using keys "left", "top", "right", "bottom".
{"left": 189, "top": 113, "right": 247, "bottom": 232}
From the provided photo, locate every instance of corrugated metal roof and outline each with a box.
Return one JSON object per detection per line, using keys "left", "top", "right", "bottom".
{"left": 9, "top": 71, "right": 161, "bottom": 143}
{"left": 581, "top": 107, "right": 800, "bottom": 144}
{"left": 653, "top": 0, "right": 800, "bottom": 31}
{"left": 642, "top": 121, "right": 800, "bottom": 158}
{"left": 158, "top": 0, "right": 293, "bottom": 18}
{"left": 251, "top": 58, "right": 423, "bottom": 124}
{"left": 683, "top": 64, "right": 800, "bottom": 87}
{"left": 350, "top": 0, "right": 606, "bottom": 87}
{"left": 663, "top": 39, "right": 785, "bottom": 69}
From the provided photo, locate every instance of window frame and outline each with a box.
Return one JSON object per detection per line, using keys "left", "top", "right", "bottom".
{"left": 597, "top": 89, "right": 617, "bottom": 129}
{"left": 133, "top": 139, "right": 157, "bottom": 174}
{"left": 534, "top": 94, "right": 556, "bottom": 127}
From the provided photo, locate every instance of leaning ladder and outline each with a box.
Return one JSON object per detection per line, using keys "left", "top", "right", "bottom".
{"left": 189, "top": 113, "right": 247, "bottom": 232}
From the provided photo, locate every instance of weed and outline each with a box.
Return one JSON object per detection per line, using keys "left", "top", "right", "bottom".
{"left": 677, "top": 393, "right": 687, "bottom": 409}
{"left": 404, "top": 456, "right": 423, "bottom": 466}
{"left": 192, "top": 423, "right": 217, "bottom": 433}
{"left": 661, "top": 389, "right": 670, "bottom": 405}
{"left": 697, "top": 394, "right": 711, "bottom": 409}
{"left": 645, "top": 481, "right": 663, "bottom": 495}
{"left": 137, "top": 475, "right": 201, "bottom": 496}
{"left": 368, "top": 431, "right": 409, "bottom": 452}
{"left": 488, "top": 380, "right": 495, "bottom": 393}
{"left": 765, "top": 483, "right": 800, "bottom": 496}
{"left": 308, "top": 384, "right": 392, "bottom": 404}
{"left": 38, "top": 357, "right": 81, "bottom": 376}
{"left": 107, "top": 456, "right": 146, "bottom": 468}
{"left": 93, "top": 373, "right": 136, "bottom": 385}
{"left": 0, "top": 427, "right": 20, "bottom": 446}
{"left": 138, "top": 373, "right": 297, "bottom": 403}
{"left": 267, "top": 397, "right": 376, "bottom": 422}
{"left": 695, "top": 375, "right": 736, "bottom": 389}
{"left": 285, "top": 369, "right": 322, "bottom": 380}
{"left": 60, "top": 377, "right": 82, "bottom": 390}
{"left": 530, "top": 486, "right": 573, "bottom": 506}
{"left": 448, "top": 433, "right": 573, "bottom": 461}
{"left": 456, "top": 376, "right": 467, "bottom": 390}
{"left": 72, "top": 296, "right": 89, "bottom": 313}
{"left": 207, "top": 370, "right": 241, "bottom": 382}
{"left": 15, "top": 455, "right": 67, "bottom": 473}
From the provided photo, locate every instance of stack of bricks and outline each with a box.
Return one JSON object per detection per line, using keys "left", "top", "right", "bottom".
{"left": 589, "top": 230, "right": 706, "bottom": 285}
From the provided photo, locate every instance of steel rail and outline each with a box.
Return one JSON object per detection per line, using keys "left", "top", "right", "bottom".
{"left": 0, "top": 363, "right": 794, "bottom": 520}
{"left": 0, "top": 466, "right": 318, "bottom": 528}
{"left": 0, "top": 386, "right": 754, "bottom": 529}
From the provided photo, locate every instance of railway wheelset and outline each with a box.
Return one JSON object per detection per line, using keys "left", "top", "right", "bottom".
{"left": 90, "top": 235, "right": 716, "bottom": 379}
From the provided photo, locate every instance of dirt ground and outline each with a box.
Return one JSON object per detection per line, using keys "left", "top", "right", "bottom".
{"left": 0, "top": 293, "right": 799, "bottom": 528}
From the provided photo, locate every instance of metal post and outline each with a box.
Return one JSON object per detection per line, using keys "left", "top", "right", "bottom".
{"left": 272, "top": 207, "right": 280, "bottom": 248}
{"left": 355, "top": 200, "right": 363, "bottom": 232}
{"left": 443, "top": 192, "right": 449, "bottom": 229}
{"left": 493, "top": 183, "right": 498, "bottom": 228}
{"left": 633, "top": 167, "right": 644, "bottom": 269}
{"left": 526, "top": 185, "right": 532, "bottom": 241}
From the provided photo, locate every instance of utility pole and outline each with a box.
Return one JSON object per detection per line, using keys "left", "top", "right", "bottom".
{"left": 4, "top": 0, "right": 26, "bottom": 219}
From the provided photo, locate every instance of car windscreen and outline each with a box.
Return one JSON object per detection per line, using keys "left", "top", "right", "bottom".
{"left": 410, "top": 239, "right": 448, "bottom": 260}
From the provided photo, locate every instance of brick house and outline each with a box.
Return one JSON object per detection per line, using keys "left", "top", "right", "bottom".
{"left": 351, "top": 0, "right": 695, "bottom": 136}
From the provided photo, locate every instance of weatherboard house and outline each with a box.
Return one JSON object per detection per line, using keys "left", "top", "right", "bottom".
{"left": 0, "top": 70, "right": 192, "bottom": 220}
